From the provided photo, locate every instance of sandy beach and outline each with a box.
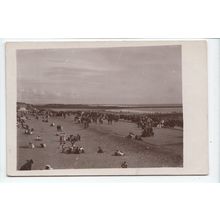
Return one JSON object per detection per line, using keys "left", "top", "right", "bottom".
{"left": 17, "top": 115, "right": 183, "bottom": 170}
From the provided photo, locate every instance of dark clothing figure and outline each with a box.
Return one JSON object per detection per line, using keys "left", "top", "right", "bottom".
{"left": 121, "top": 161, "right": 128, "bottom": 168}
{"left": 20, "top": 159, "right": 34, "bottom": 170}
{"left": 97, "top": 147, "right": 104, "bottom": 153}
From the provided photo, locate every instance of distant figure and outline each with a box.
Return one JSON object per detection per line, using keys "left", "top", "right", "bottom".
{"left": 76, "top": 134, "right": 81, "bottom": 141}
{"left": 99, "top": 117, "right": 103, "bottom": 124}
{"left": 60, "top": 143, "right": 66, "bottom": 153}
{"left": 39, "top": 143, "right": 46, "bottom": 148}
{"left": 121, "top": 161, "right": 128, "bottom": 168}
{"left": 28, "top": 142, "right": 35, "bottom": 149}
{"left": 78, "top": 146, "right": 85, "bottom": 153}
{"left": 45, "top": 165, "right": 53, "bottom": 170}
{"left": 25, "top": 129, "right": 33, "bottom": 135}
{"left": 20, "top": 159, "right": 34, "bottom": 170}
{"left": 57, "top": 125, "right": 63, "bottom": 132}
{"left": 135, "top": 135, "right": 142, "bottom": 141}
{"left": 74, "top": 146, "right": 80, "bottom": 154}
{"left": 126, "top": 132, "right": 135, "bottom": 139}
{"left": 97, "top": 146, "right": 104, "bottom": 153}
{"left": 141, "top": 127, "right": 154, "bottom": 137}
{"left": 60, "top": 135, "right": 66, "bottom": 145}
{"left": 113, "top": 149, "right": 125, "bottom": 156}
{"left": 73, "top": 146, "right": 85, "bottom": 154}
{"left": 35, "top": 135, "right": 42, "bottom": 141}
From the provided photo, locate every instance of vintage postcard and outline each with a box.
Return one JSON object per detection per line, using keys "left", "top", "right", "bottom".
{"left": 6, "top": 40, "right": 208, "bottom": 176}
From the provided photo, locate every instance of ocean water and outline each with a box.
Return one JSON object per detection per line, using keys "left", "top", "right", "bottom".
{"left": 107, "top": 107, "right": 182, "bottom": 114}
{"left": 49, "top": 107, "right": 182, "bottom": 114}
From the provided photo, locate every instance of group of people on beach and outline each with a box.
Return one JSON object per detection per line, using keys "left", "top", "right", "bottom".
{"left": 17, "top": 110, "right": 128, "bottom": 170}
{"left": 73, "top": 111, "right": 120, "bottom": 129}
{"left": 19, "top": 106, "right": 183, "bottom": 130}
{"left": 17, "top": 105, "right": 183, "bottom": 170}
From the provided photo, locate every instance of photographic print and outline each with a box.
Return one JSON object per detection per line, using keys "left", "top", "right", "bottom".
{"left": 6, "top": 41, "right": 208, "bottom": 176}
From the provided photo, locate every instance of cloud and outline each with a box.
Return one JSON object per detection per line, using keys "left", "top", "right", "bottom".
{"left": 44, "top": 66, "right": 110, "bottom": 79}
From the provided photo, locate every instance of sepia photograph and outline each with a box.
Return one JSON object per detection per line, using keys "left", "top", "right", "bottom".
{"left": 6, "top": 41, "right": 208, "bottom": 176}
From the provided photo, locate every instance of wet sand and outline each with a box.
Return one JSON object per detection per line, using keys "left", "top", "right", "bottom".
{"left": 17, "top": 116, "right": 183, "bottom": 170}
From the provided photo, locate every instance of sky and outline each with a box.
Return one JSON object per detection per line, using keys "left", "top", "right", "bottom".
{"left": 17, "top": 45, "right": 182, "bottom": 105}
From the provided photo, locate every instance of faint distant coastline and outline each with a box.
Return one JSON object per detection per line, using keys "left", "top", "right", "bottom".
{"left": 17, "top": 102, "right": 182, "bottom": 110}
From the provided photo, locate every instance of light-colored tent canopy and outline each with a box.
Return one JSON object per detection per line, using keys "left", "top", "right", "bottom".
{"left": 18, "top": 107, "right": 28, "bottom": 112}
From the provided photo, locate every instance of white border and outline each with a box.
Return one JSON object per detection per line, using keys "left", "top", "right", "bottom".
{"left": 1, "top": 39, "right": 219, "bottom": 181}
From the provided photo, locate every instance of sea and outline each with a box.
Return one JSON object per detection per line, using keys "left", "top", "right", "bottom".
{"left": 48, "top": 106, "right": 182, "bottom": 114}
{"left": 107, "top": 107, "right": 182, "bottom": 114}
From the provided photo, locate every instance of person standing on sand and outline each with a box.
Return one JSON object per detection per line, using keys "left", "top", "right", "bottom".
{"left": 59, "top": 143, "right": 65, "bottom": 153}
{"left": 97, "top": 146, "right": 104, "bottom": 153}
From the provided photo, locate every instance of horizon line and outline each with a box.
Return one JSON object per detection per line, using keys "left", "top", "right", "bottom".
{"left": 17, "top": 102, "right": 183, "bottom": 106}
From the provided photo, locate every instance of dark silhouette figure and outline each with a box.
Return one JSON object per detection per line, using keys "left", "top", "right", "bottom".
{"left": 20, "top": 159, "right": 34, "bottom": 170}
{"left": 121, "top": 161, "right": 128, "bottom": 168}
{"left": 97, "top": 147, "right": 104, "bottom": 153}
